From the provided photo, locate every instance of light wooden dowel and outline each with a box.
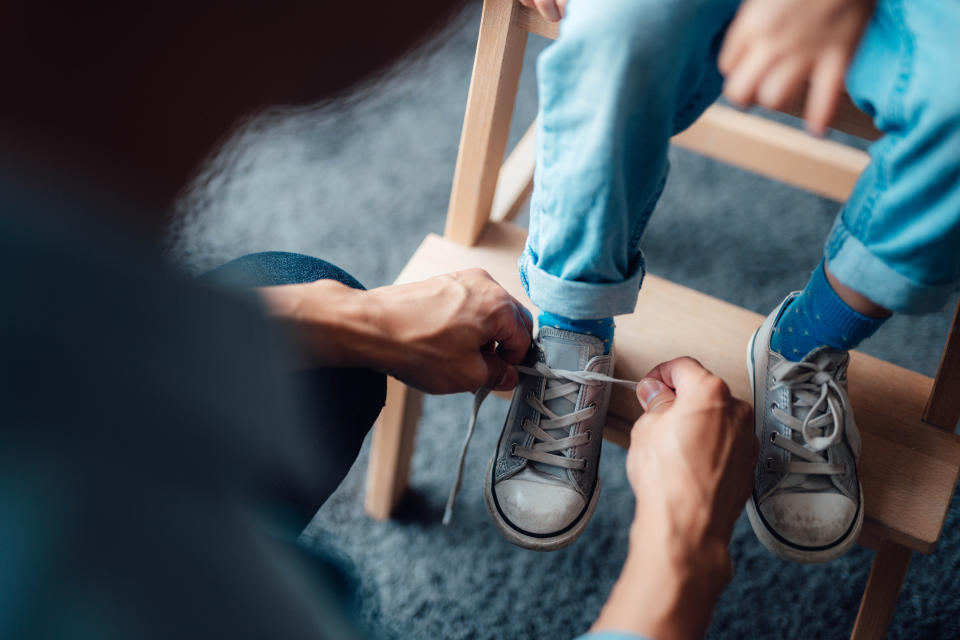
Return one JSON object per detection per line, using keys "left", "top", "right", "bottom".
{"left": 365, "top": 377, "right": 423, "bottom": 520}
{"left": 672, "top": 105, "right": 870, "bottom": 202}
{"left": 850, "top": 541, "right": 913, "bottom": 640}
{"left": 924, "top": 298, "right": 960, "bottom": 432}
{"left": 491, "top": 120, "right": 537, "bottom": 223}
{"left": 445, "top": 0, "right": 528, "bottom": 246}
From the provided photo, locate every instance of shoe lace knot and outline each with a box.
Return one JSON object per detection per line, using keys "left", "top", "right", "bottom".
{"left": 766, "top": 353, "right": 849, "bottom": 476}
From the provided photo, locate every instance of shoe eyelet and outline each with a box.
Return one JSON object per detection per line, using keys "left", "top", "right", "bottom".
{"left": 769, "top": 432, "right": 777, "bottom": 444}
{"left": 765, "top": 457, "right": 775, "bottom": 471}
{"left": 585, "top": 430, "right": 592, "bottom": 443}
{"left": 582, "top": 460, "right": 590, "bottom": 471}
{"left": 510, "top": 443, "right": 518, "bottom": 456}
{"left": 770, "top": 402, "right": 779, "bottom": 411}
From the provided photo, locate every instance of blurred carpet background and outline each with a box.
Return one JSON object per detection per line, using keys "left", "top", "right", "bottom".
{"left": 165, "top": 4, "right": 959, "bottom": 638}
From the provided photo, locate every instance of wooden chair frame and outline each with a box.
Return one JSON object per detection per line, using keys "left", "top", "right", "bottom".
{"left": 364, "top": 2, "right": 960, "bottom": 638}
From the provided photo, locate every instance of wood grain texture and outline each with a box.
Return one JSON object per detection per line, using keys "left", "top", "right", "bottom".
{"left": 850, "top": 541, "right": 914, "bottom": 640}
{"left": 672, "top": 105, "right": 870, "bottom": 202}
{"left": 396, "top": 222, "right": 960, "bottom": 552}
{"left": 364, "top": 376, "right": 424, "bottom": 520}
{"left": 924, "top": 298, "right": 960, "bottom": 431}
{"left": 490, "top": 119, "right": 536, "bottom": 223}
{"left": 445, "top": 0, "right": 528, "bottom": 246}
{"left": 514, "top": 3, "right": 881, "bottom": 141}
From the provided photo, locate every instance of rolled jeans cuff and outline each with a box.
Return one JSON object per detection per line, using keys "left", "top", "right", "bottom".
{"left": 825, "top": 219, "right": 959, "bottom": 314}
{"left": 518, "top": 247, "right": 645, "bottom": 319}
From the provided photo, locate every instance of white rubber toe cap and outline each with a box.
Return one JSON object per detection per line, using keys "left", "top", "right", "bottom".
{"left": 494, "top": 468, "right": 586, "bottom": 535}
{"left": 759, "top": 492, "right": 858, "bottom": 548}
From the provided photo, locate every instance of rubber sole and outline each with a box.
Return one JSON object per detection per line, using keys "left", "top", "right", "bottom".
{"left": 745, "top": 327, "right": 864, "bottom": 563}
{"left": 483, "top": 454, "right": 602, "bottom": 552}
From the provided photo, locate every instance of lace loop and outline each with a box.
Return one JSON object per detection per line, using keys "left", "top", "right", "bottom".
{"left": 767, "top": 355, "right": 848, "bottom": 477}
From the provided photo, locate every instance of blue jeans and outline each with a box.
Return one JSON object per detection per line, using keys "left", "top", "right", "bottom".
{"left": 520, "top": 0, "right": 960, "bottom": 318}
{"left": 205, "top": 251, "right": 387, "bottom": 512}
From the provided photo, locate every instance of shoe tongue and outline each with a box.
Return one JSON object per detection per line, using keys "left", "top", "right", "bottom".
{"left": 530, "top": 327, "right": 605, "bottom": 477}
{"left": 799, "top": 345, "right": 849, "bottom": 371}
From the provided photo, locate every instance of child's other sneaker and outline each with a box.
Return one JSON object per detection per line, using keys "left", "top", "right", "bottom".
{"left": 746, "top": 294, "right": 864, "bottom": 563}
{"left": 484, "top": 327, "right": 613, "bottom": 551}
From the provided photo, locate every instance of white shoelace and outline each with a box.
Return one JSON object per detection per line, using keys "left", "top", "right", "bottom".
{"left": 766, "top": 355, "right": 848, "bottom": 476}
{"left": 442, "top": 362, "right": 637, "bottom": 525}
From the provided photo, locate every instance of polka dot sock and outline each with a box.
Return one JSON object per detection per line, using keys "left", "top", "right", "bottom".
{"left": 771, "top": 259, "right": 887, "bottom": 361}
{"left": 537, "top": 311, "right": 614, "bottom": 354}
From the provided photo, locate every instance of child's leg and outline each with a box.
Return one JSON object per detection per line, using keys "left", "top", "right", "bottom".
{"left": 750, "top": 1, "right": 960, "bottom": 564}
{"left": 772, "top": 0, "right": 960, "bottom": 360}
{"left": 520, "top": 0, "right": 742, "bottom": 343}
{"left": 773, "top": 0, "right": 960, "bottom": 362}
{"left": 486, "top": 0, "right": 743, "bottom": 551}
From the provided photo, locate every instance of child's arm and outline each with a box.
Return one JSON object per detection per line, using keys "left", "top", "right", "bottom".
{"left": 719, "top": 0, "right": 875, "bottom": 135}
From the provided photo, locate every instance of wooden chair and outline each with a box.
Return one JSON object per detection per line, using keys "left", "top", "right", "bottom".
{"left": 364, "top": 1, "right": 960, "bottom": 637}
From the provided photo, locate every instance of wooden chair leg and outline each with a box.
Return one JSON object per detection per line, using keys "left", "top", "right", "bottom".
{"left": 923, "top": 297, "right": 960, "bottom": 431}
{"left": 850, "top": 540, "right": 913, "bottom": 640}
{"left": 364, "top": 376, "right": 424, "bottom": 520}
{"left": 490, "top": 119, "right": 536, "bottom": 223}
{"left": 445, "top": 0, "right": 528, "bottom": 246}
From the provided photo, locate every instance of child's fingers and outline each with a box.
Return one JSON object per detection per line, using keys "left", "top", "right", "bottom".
{"left": 717, "top": 18, "right": 749, "bottom": 75}
{"left": 756, "top": 56, "right": 810, "bottom": 111}
{"left": 804, "top": 48, "right": 846, "bottom": 136}
{"left": 533, "top": 0, "right": 561, "bottom": 21}
{"left": 723, "top": 43, "right": 778, "bottom": 107}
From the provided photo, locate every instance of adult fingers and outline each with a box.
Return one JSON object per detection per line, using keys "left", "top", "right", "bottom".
{"left": 642, "top": 357, "right": 729, "bottom": 400}
{"left": 636, "top": 377, "right": 676, "bottom": 413}
{"left": 507, "top": 293, "right": 535, "bottom": 335}
{"left": 482, "top": 352, "right": 517, "bottom": 391}
{"left": 804, "top": 48, "right": 846, "bottom": 136}
{"left": 492, "top": 299, "right": 532, "bottom": 364}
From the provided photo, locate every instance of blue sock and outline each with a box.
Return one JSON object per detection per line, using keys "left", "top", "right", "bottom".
{"left": 538, "top": 311, "right": 614, "bottom": 354}
{"left": 771, "top": 260, "right": 888, "bottom": 361}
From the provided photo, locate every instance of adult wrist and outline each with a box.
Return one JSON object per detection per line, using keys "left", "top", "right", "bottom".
{"left": 258, "top": 279, "right": 381, "bottom": 368}
{"left": 593, "top": 519, "right": 730, "bottom": 638}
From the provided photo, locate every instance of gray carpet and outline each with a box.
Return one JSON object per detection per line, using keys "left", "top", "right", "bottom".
{"left": 165, "top": 4, "right": 960, "bottom": 638}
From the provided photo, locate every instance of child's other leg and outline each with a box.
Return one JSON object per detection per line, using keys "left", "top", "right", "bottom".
{"left": 772, "top": 0, "right": 960, "bottom": 360}
{"left": 520, "top": 0, "right": 742, "bottom": 348}
{"left": 825, "top": 0, "right": 960, "bottom": 319}
{"left": 750, "top": 1, "right": 960, "bottom": 563}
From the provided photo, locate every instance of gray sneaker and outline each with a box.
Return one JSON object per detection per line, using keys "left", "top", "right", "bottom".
{"left": 484, "top": 327, "right": 614, "bottom": 551}
{"left": 746, "top": 294, "right": 864, "bottom": 563}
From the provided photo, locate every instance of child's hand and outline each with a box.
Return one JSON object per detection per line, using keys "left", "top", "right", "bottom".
{"left": 718, "top": 0, "right": 874, "bottom": 135}
{"left": 518, "top": 0, "right": 566, "bottom": 22}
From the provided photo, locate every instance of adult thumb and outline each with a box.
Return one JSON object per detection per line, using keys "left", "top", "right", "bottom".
{"left": 637, "top": 378, "right": 676, "bottom": 412}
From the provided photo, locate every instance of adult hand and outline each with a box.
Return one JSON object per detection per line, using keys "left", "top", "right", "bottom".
{"left": 518, "top": 0, "right": 566, "bottom": 22}
{"left": 260, "top": 269, "right": 533, "bottom": 395}
{"left": 718, "top": 0, "right": 874, "bottom": 135}
{"left": 363, "top": 269, "right": 533, "bottom": 394}
{"left": 592, "top": 357, "right": 758, "bottom": 639}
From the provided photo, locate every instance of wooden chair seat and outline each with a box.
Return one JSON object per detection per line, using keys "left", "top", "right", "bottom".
{"left": 395, "top": 221, "right": 960, "bottom": 555}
